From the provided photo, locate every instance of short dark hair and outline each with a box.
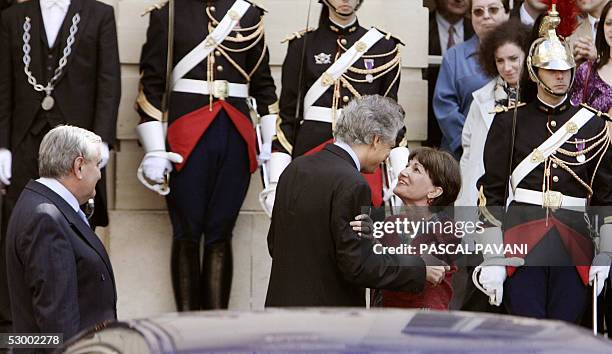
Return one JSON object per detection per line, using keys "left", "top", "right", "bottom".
{"left": 468, "top": 0, "right": 511, "bottom": 13}
{"left": 408, "top": 147, "right": 461, "bottom": 207}
{"left": 595, "top": 1, "right": 612, "bottom": 70}
{"left": 478, "top": 18, "right": 531, "bottom": 78}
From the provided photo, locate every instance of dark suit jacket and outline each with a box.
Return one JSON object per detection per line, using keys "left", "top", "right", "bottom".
{"left": 425, "top": 11, "right": 474, "bottom": 147}
{"left": 0, "top": 0, "right": 120, "bottom": 226}
{"left": 5, "top": 181, "right": 117, "bottom": 347}
{"left": 265, "top": 144, "right": 425, "bottom": 307}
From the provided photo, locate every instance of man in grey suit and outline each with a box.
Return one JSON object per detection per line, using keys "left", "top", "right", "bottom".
{"left": 5, "top": 126, "right": 116, "bottom": 350}
{"left": 266, "top": 95, "right": 448, "bottom": 307}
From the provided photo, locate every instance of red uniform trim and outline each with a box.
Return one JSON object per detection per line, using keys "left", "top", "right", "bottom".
{"left": 167, "top": 101, "right": 258, "bottom": 173}
{"left": 304, "top": 139, "right": 383, "bottom": 207}
{"left": 504, "top": 217, "right": 593, "bottom": 285}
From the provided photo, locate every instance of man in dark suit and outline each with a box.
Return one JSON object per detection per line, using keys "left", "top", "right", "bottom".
{"left": 424, "top": 0, "right": 473, "bottom": 148}
{"left": 266, "top": 95, "right": 448, "bottom": 307}
{"left": 0, "top": 0, "right": 120, "bottom": 332}
{"left": 5, "top": 126, "right": 116, "bottom": 350}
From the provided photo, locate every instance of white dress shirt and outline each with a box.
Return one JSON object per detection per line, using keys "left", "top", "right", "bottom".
{"left": 334, "top": 140, "right": 361, "bottom": 171}
{"left": 436, "top": 13, "right": 464, "bottom": 55}
{"left": 40, "top": 0, "right": 71, "bottom": 48}
{"left": 37, "top": 177, "right": 89, "bottom": 225}
{"left": 519, "top": 3, "right": 536, "bottom": 27}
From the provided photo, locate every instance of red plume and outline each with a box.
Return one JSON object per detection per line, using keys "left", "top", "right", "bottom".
{"left": 544, "top": 0, "right": 579, "bottom": 38}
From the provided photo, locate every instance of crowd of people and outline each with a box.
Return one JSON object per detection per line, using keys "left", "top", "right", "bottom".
{"left": 0, "top": 0, "right": 610, "bottom": 350}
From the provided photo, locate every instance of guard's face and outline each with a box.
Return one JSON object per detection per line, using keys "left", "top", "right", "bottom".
{"left": 538, "top": 68, "right": 572, "bottom": 95}
{"left": 328, "top": 0, "right": 359, "bottom": 15}
{"left": 437, "top": 0, "right": 468, "bottom": 17}
{"left": 525, "top": 0, "right": 548, "bottom": 12}
{"left": 471, "top": 0, "right": 509, "bottom": 39}
{"left": 578, "top": 0, "right": 607, "bottom": 13}
{"left": 495, "top": 42, "right": 525, "bottom": 87}
{"left": 394, "top": 159, "right": 441, "bottom": 206}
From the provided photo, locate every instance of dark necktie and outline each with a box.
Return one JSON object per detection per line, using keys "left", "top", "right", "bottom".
{"left": 447, "top": 25, "right": 456, "bottom": 50}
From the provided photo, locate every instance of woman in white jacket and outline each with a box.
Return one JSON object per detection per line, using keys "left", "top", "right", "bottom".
{"left": 456, "top": 19, "right": 531, "bottom": 207}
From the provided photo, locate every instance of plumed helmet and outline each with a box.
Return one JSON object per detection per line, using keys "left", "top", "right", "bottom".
{"left": 527, "top": 3, "right": 576, "bottom": 95}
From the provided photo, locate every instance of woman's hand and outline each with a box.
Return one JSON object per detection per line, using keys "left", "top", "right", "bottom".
{"left": 425, "top": 265, "right": 450, "bottom": 286}
{"left": 350, "top": 214, "right": 375, "bottom": 240}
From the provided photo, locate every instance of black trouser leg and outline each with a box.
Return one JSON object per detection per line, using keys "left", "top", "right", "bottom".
{"left": 170, "top": 239, "right": 201, "bottom": 311}
{"left": 201, "top": 241, "right": 233, "bottom": 310}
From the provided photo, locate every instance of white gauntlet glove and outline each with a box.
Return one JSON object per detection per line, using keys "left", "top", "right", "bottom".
{"left": 0, "top": 148, "right": 12, "bottom": 186}
{"left": 590, "top": 224, "right": 612, "bottom": 296}
{"left": 136, "top": 121, "right": 183, "bottom": 196}
{"left": 472, "top": 227, "right": 524, "bottom": 306}
{"left": 259, "top": 152, "right": 291, "bottom": 217}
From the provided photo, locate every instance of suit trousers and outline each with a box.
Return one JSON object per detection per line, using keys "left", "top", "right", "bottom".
{"left": 166, "top": 109, "right": 250, "bottom": 245}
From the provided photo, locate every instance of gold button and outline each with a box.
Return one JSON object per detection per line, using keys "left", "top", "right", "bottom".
{"left": 550, "top": 120, "right": 557, "bottom": 128}
{"left": 216, "top": 65, "right": 223, "bottom": 72}
{"left": 552, "top": 163, "right": 558, "bottom": 168}
{"left": 342, "top": 96, "right": 350, "bottom": 103}
{"left": 215, "top": 51, "right": 221, "bottom": 57}
{"left": 340, "top": 38, "right": 347, "bottom": 45}
{"left": 209, "top": 6, "right": 216, "bottom": 12}
{"left": 552, "top": 176, "right": 559, "bottom": 182}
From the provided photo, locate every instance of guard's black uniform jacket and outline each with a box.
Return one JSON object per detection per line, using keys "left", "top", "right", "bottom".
{"left": 137, "top": 0, "right": 278, "bottom": 124}
{"left": 274, "top": 16, "right": 402, "bottom": 157}
{"left": 478, "top": 98, "right": 612, "bottom": 273}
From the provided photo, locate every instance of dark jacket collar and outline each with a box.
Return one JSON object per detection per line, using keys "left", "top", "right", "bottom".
{"left": 321, "top": 15, "right": 360, "bottom": 36}
{"left": 324, "top": 143, "right": 358, "bottom": 170}
{"left": 536, "top": 95, "right": 572, "bottom": 114}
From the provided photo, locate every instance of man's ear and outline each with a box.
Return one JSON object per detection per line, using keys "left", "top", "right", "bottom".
{"left": 73, "top": 156, "right": 85, "bottom": 179}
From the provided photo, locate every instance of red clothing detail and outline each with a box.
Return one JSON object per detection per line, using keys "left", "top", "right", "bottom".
{"left": 167, "top": 101, "right": 258, "bottom": 173}
{"left": 380, "top": 214, "right": 459, "bottom": 310}
{"left": 504, "top": 217, "right": 593, "bottom": 285}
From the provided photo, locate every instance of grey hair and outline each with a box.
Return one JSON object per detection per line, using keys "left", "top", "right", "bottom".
{"left": 39, "top": 125, "right": 102, "bottom": 178}
{"left": 333, "top": 95, "right": 405, "bottom": 145}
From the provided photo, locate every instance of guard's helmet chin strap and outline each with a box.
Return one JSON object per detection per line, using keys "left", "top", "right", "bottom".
{"left": 320, "top": 0, "right": 361, "bottom": 18}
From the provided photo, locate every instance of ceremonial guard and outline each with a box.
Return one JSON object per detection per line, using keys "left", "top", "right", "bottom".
{"left": 0, "top": 0, "right": 120, "bottom": 332}
{"left": 473, "top": 5, "right": 612, "bottom": 323}
{"left": 136, "top": 0, "right": 278, "bottom": 310}
{"left": 260, "top": 0, "right": 404, "bottom": 214}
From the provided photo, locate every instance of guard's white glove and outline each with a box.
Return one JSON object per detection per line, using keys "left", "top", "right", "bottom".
{"left": 142, "top": 155, "right": 174, "bottom": 183}
{"left": 472, "top": 227, "right": 524, "bottom": 306}
{"left": 259, "top": 152, "right": 291, "bottom": 217}
{"left": 590, "top": 224, "right": 612, "bottom": 296}
{"left": 136, "top": 121, "right": 183, "bottom": 196}
{"left": 474, "top": 265, "right": 507, "bottom": 306}
{"left": 99, "top": 142, "right": 110, "bottom": 169}
{"left": 0, "top": 148, "right": 11, "bottom": 186}
{"left": 257, "top": 114, "right": 276, "bottom": 165}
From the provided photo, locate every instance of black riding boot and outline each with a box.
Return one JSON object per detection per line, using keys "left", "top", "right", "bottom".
{"left": 201, "top": 240, "right": 233, "bottom": 309}
{"left": 171, "top": 239, "right": 201, "bottom": 311}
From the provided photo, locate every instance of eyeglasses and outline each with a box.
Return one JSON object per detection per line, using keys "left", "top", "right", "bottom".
{"left": 472, "top": 5, "right": 502, "bottom": 18}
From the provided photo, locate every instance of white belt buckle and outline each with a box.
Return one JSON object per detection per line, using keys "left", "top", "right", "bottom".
{"left": 543, "top": 191, "right": 563, "bottom": 210}
{"left": 212, "top": 80, "right": 229, "bottom": 100}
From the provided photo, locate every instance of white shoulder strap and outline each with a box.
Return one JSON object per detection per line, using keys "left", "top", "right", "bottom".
{"left": 303, "top": 27, "right": 385, "bottom": 111}
{"left": 511, "top": 107, "right": 595, "bottom": 190}
{"left": 171, "top": 0, "right": 251, "bottom": 86}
